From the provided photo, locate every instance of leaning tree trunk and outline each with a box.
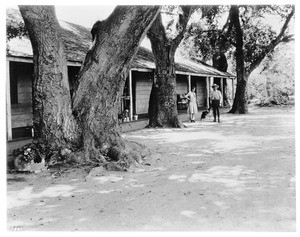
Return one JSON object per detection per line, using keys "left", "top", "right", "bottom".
{"left": 19, "top": 6, "right": 79, "bottom": 162}
{"left": 147, "top": 7, "right": 191, "bottom": 128}
{"left": 72, "top": 6, "right": 160, "bottom": 169}
{"left": 228, "top": 6, "right": 248, "bottom": 114}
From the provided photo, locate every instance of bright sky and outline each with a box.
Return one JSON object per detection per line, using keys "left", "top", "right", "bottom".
{"left": 55, "top": 5, "right": 115, "bottom": 28}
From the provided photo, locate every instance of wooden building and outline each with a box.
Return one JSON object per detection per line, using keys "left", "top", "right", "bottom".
{"left": 6, "top": 8, "right": 235, "bottom": 140}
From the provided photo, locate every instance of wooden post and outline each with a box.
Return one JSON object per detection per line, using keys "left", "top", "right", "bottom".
{"left": 6, "top": 60, "right": 12, "bottom": 141}
{"left": 188, "top": 74, "right": 191, "bottom": 92}
{"left": 129, "top": 69, "right": 133, "bottom": 121}
{"left": 220, "top": 77, "right": 224, "bottom": 106}
{"left": 206, "top": 77, "right": 210, "bottom": 108}
{"left": 232, "top": 77, "right": 235, "bottom": 102}
{"left": 210, "top": 76, "right": 214, "bottom": 87}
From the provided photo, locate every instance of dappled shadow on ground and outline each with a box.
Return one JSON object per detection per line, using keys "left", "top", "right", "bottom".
{"left": 8, "top": 184, "right": 75, "bottom": 209}
{"left": 126, "top": 106, "right": 294, "bottom": 158}
{"left": 7, "top": 106, "right": 295, "bottom": 231}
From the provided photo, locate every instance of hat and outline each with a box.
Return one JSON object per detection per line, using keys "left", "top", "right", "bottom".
{"left": 212, "top": 84, "right": 219, "bottom": 88}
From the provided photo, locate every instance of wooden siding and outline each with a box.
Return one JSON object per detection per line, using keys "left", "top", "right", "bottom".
{"left": 11, "top": 104, "right": 32, "bottom": 128}
{"left": 192, "top": 76, "right": 206, "bottom": 107}
{"left": 176, "top": 74, "right": 188, "bottom": 95}
{"left": 197, "top": 79, "right": 206, "bottom": 107}
{"left": 134, "top": 72, "right": 152, "bottom": 114}
{"left": 17, "top": 72, "right": 32, "bottom": 104}
{"left": 11, "top": 62, "right": 33, "bottom": 128}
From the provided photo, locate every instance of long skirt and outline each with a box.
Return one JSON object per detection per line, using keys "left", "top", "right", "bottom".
{"left": 187, "top": 101, "right": 198, "bottom": 114}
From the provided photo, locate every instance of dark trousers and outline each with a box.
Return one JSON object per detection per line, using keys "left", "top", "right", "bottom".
{"left": 211, "top": 100, "right": 220, "bottom": 120}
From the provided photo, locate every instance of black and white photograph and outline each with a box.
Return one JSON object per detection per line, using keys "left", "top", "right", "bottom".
{"left": 3, "top": 0, "right": 297, "bottom": 233}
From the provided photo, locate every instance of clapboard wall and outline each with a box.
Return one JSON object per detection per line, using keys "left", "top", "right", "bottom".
{"left": 133, "top": 71, "right": 153, "bottom": 115}
{"left": 10, "top": 61, "right": 33, "bottom": 129}
{"left": 176, "top": 74, "right": 188, "bottom": 95}
{"left": 192, "top": 76, "right": 207, "bottom": 107}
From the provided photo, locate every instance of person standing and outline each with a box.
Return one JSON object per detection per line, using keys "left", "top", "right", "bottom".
{"left": 185, "top": 86, "right": 198, "bottom": 122}
{"left": 211, "top": 84, "right": 222, "bottom": 123}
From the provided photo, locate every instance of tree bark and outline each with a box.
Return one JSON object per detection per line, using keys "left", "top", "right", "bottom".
{"left": 147, "top": 6, "right": 192, "bottom": 127}
{"left": 19, "top": 6, "right": 79, "bottom": 155}
{"left": 229, "top": 6, "right": 294, "bottom": 114}
{"left": 228, "top": 6, "right": 248, "bottom": 114}
{"left": 18, "top": 5, "right": 160, "bottom": 170}
{"left": 147, "top": 15, "right": 180, "bottom": 127}
{"left": 72, "top": 6, "right": 160, "bottom": 168}
{"left": 212, "top": 52, "right": 230, "bottom": 106}
{"left": 212, "top": 52, "right": 228, "bottom": 73}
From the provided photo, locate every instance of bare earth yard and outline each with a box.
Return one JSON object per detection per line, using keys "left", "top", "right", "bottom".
{"left": 6, "top": 106, "right": 295, "bottom": 231}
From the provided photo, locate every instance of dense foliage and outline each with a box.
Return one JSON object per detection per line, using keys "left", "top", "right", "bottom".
{"left": 248, "top": 41, "right": 294, "bottom": 106}
{"left": 179, "top": 5, "right": 294, "bottom": 107}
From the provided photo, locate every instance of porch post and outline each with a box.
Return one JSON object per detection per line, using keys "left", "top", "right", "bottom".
{"left": 206, "top": 77, "right": 210, "bottom": 108}
{"left": 220, "top": 77, "right": 224, "bottom": 106}
{"left": 6, "top": 60, "right": 12, "bottom": 141}
{"left": 210, "top": 76, "right": 214, "bottom": 87}
{"left": 129, "top": 69, "right": 133, "bottom": 121}
{"left": 188, "top": 74, "right": 191, "bottom": 92}
{"left": 232, "top": 78, "right": 235, "bottom": 102}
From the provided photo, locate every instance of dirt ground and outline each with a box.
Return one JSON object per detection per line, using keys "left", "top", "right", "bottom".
{"left": 6, "top": 106, "right": 296, "bottom": 232}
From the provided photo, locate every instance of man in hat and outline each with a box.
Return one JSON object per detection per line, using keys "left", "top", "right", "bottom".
{"left": 210, "top": 84, "right": 222, "bottom": 122}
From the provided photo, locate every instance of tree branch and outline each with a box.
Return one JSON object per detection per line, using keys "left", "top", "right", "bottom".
{"left": 245, "top": 6, "right": 295, "bottom": 76}
{"left": 281, "top": 34, "right": 294, "bottom": 43}
{"left": 172, "top": 6, "right": 193, "bottom": 49}
{"left": 147, "top": 12, "right": 168, "bottom": 44}
{"left": 222, "top": 6, "right": 235, "bottom": 37}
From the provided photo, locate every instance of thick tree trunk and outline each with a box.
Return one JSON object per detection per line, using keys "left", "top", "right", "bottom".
{"left": 222, "top": 79, "right": 230, "bottom": 107}
{"left": 19, "top": 6, "right": 79, "bottom": 161}
{"left": 17, "top": 6, "right": 159, "bottom": 171}
{"left": 228, "top": 6, "right": 248, "bottom": 114}
{"left": 147, "top": 7, "right": 191, "bottom": 127}
{"left": 212, "top": 52, "right": 230, "bottom": 106}
{"left": 229, "top": 6, "right": 294, "bottom": 114}
{"left": 72, "top": 6, "right": 160, "bottom": 168}
{"left": 212, "top": 52, "right": 228, "bottom": 72}
{"left": 147, "top": 36, "right": 181, "bottom": 127}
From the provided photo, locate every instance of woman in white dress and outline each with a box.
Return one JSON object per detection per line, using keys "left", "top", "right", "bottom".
{"left": 185, "top": 86, "right": 198, "bottom": 122}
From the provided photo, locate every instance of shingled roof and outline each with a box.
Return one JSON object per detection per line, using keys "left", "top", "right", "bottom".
{"left": 6, "top": 8, "right": 234, "bottom": 78}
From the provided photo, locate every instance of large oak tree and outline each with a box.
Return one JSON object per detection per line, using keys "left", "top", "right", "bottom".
{"left": 228, "top": 5, "right": 295, "bottom": 114}
{"left": 147, "top": 6, "right": 193, "bottom": 128}
{"left": 181, "top": 5, "right": 294, "bottom": 114}
{"left": 18, "top": 5, "right": 160, "bottom": 170}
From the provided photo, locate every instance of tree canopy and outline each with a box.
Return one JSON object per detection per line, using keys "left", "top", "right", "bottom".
{"left": 180, "top": 4, "right": 294, "bottom": 113}
{"left": 180, "top": 4, "right": 294, "bottom": 74}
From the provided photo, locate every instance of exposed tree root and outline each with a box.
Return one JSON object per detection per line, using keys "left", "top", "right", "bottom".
{"left": 102, "top": 140, "right": 150, "bottom": 171}
{"left": 174, "top": 121, "right": 186, "bottom": 128}
{"left": 228, "top": 108, "right": 248, "bottom": 114}
{"left": 11, "top": 136, "right": 150, "bottom": 173}
{"left": 146, "top": 120, "right": 186, "bottom": 129}
{"left": 11, "top": 138, "right": 80, "bottom": 172}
